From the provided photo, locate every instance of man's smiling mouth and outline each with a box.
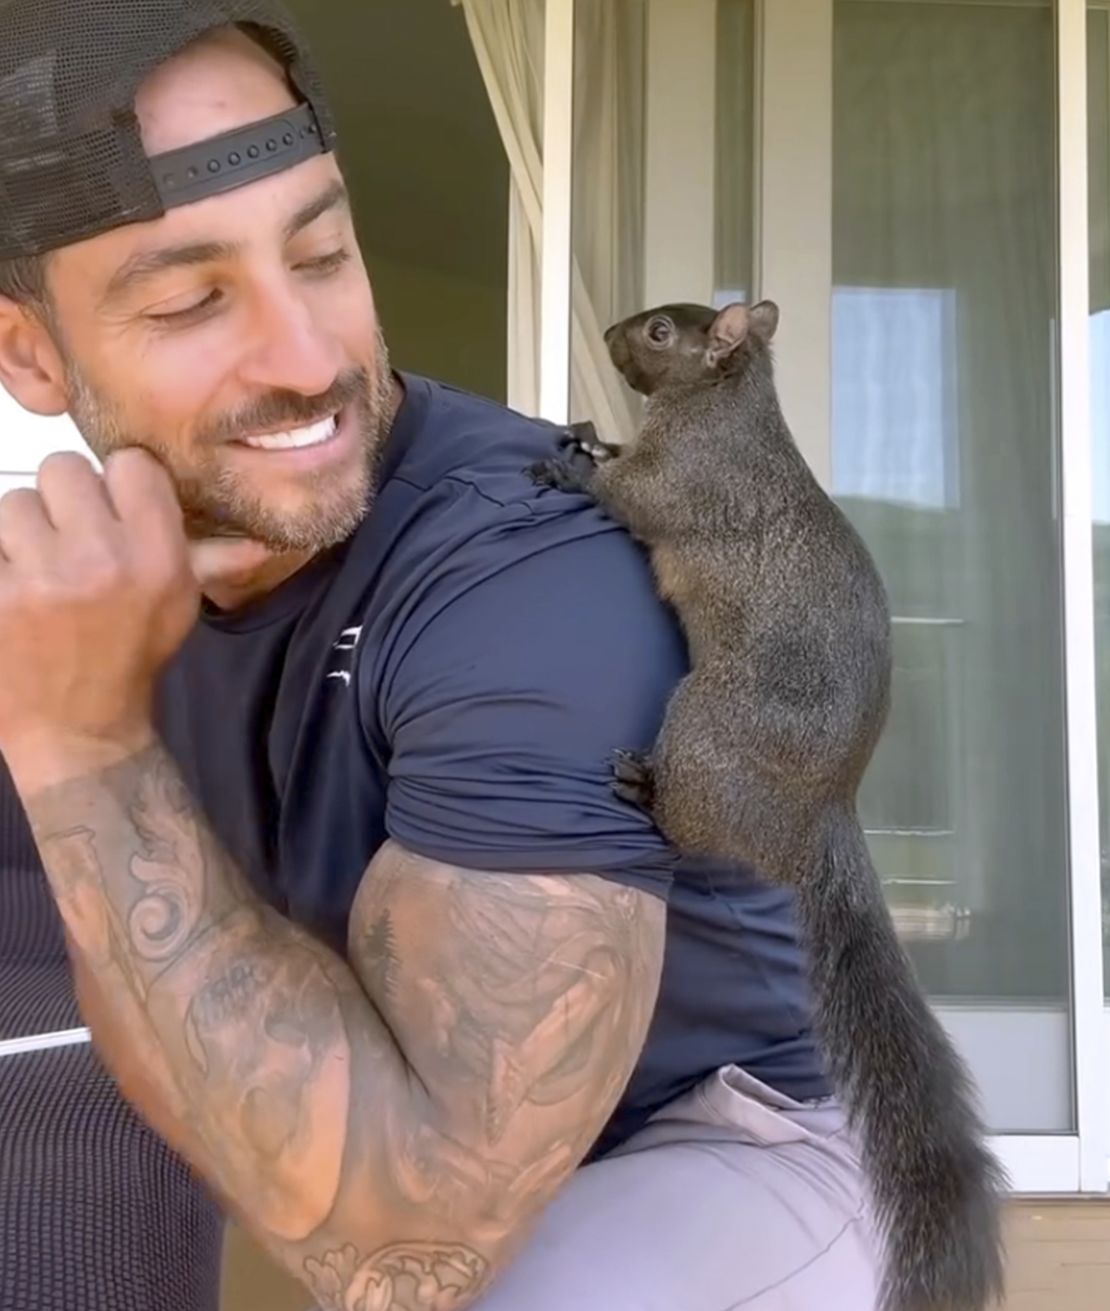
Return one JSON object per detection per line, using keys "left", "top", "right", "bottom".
{"left": 238, "top": 414, "right": 339, "bottom": 451}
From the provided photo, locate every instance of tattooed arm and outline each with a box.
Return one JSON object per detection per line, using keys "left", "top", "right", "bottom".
{"left": 16, "top": 737, "right": 665, "bottom": 1310}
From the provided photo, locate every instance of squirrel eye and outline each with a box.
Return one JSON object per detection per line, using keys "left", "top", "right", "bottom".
{"left": 646, "top": 316, "right": 673, "bottom": 345}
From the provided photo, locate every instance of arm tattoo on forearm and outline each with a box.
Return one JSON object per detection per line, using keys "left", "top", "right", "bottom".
{"left": 25, "top": 745, "right": 355, "bottom": 1241}
{"left": 126, "top": 764, "right": 208, "bottom": 961}
{"left": 22, "top": 749, "right": 665, "bottom": 1309}
{"left": 305, "top": 1240, "right": 490, "bottom": 1311}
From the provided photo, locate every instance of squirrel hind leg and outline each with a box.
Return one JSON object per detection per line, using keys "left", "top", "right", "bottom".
{"left": 611, "top": 749, "right": 656, "bottom": 812}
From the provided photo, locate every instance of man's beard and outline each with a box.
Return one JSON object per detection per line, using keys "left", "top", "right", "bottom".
{"left": 64, "top": 330, "right": 396, "bottom": 554}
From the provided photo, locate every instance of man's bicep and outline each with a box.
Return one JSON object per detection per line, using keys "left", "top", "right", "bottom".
{"left": 377, "top": 528, "right": 687, "bottom": 893}
{"left": 347, "top": 841, "right": 666, "bottom": 1225}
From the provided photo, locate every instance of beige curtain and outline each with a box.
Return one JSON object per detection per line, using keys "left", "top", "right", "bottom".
{"left": 450, "top": 0, "right": 642, "bottom": 441}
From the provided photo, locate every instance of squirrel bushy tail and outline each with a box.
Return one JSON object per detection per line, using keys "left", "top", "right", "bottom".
{"left": 800, "top": 807, "right": 1007, "bottom": 1311}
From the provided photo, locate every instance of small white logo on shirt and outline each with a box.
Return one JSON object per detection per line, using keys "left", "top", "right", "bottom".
{"left": 327, "top": 626, "right": 363, "bottom": 687}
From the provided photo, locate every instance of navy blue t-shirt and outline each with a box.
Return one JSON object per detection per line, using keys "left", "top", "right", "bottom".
{"left": 157, "top": 374, "right": 829, "bottom": 1155}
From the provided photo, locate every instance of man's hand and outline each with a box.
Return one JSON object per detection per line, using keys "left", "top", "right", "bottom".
{"left": 0, "top": 448, "right": 273, "bottom": 779}
{"left": 0, "top": 449, "right": 198, "bottom": 773}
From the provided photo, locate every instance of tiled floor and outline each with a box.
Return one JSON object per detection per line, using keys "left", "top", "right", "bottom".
{"left": 221, "top": 1202, "right": 1110, "bottom": 1310}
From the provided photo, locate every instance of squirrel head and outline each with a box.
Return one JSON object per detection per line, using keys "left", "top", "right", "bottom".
{"left": 605, "top": 300, "right": 780, "bottom": 396}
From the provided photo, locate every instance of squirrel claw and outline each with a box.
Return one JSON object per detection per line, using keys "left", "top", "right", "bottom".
{"left": 612, "top": 749, "right": 656, "bottom": 811}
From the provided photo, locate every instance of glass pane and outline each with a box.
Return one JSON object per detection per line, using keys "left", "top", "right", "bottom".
{"left": 570, "top": 0, "right": 755, "bottom": 438}
{"left": 833, "top": 0, "right": 1071, "bottom": 1131}
{"left": 1089, "top": 1, "right": 1110, "bottom": 998}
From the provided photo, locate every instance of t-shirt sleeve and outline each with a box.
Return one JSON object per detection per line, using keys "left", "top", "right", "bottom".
{"left": 376, "top": 525, "right": 687, "bottom": 900}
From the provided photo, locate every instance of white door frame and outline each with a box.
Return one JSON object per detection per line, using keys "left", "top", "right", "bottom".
{"left": 538, "top": 0, "right": 576, "bottom": 424}
{"left": 538, "top": 0, "right": 1109, "bottom": 1195}
{"left": 756, "top": 0, "right": 834, "bottom": 484}
{"left": 1057, "top": 0, "right": 1109, "bottom": 1196}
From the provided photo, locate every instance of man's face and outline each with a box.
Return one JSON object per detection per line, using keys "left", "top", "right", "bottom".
{"left": 9, "top": 30, "right": 394, "bottom": 552}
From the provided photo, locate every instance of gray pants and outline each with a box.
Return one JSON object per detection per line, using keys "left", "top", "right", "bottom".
{"left": 307, "top": 1066, "right": 879, "bottom": 1311}
{"left": 477, "top": 1065, "right": 879, "bottom": 1311}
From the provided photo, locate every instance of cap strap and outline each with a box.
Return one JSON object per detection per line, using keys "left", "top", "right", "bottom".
{"left": 150, "top": 102, "right": 328, "bottom": 210}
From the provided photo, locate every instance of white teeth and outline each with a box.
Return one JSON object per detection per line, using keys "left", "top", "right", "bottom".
{"left": 242, "top": 415, "right": 338, "bottom": 451}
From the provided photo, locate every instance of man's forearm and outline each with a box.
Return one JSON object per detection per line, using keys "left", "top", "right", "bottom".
{"left": 8, "top": 732, "right": 665, "bottom": 1310}
{"left": 11, "top": 736, "right": 497, "bottom": 1304}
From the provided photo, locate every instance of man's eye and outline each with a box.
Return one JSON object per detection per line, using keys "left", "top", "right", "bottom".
{"left": 298, "top": 249, "right": 351, "bottom": 276}
{"left": 146, "top": 290, "right": 223, "bottom": 327}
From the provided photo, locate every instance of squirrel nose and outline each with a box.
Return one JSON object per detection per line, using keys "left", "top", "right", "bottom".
{"left": 604, "top": 324, "right": 617, "bottom": 343}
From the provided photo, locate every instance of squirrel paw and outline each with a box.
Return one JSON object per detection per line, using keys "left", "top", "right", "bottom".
{"left": 527, "top": 456, "right": 595, "bottom": 495}
{"left": 558, "top": 421, "right": 621, "bottom": 464}
{"left": 612, "top": 749, "right": 656, "bottom": 812}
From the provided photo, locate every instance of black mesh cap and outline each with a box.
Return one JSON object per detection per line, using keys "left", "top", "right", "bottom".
{"left": 0, "top": 0, "right": 340, "bottom": 261}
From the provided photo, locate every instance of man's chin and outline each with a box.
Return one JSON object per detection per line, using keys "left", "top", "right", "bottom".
{"left": 176, "top": 411, "right": 383, "bottom": 552}
{"left": 190, "top": 492, "right": 371, "bottom": 555}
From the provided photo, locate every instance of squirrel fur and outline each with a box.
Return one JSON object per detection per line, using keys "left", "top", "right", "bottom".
{"left": 531, "top": 299, "right": 1007, "bottom": 1311}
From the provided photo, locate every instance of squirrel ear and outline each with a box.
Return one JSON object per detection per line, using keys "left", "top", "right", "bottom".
{"left": 749, "top": 300, "right": 780, "bottom": 343}
{"left": 706, "top": 303, "right": 751, "bottom": 368}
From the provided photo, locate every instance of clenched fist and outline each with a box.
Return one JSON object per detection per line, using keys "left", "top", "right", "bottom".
{"left": 0, "top": 448, "right": 199, "bottom": 774}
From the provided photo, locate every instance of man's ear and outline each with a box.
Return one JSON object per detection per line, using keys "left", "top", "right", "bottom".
{"left": 0, "top": 296, "right": 70, "bottom": 417}
{"left": 705, "top": 302, "right": 751, "bottom": 369}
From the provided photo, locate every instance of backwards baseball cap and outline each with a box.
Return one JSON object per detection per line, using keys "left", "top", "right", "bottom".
{"left": 0, "top": 0, "right": 339, "bottom": 261}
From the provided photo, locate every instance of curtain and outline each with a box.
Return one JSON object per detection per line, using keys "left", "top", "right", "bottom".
{"left": 450, "top": 0, "right": 643, "bottom": 441}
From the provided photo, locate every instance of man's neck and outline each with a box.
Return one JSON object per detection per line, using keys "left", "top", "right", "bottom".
{"left": 201, "top": 547, "right": 318, "bottom": 612}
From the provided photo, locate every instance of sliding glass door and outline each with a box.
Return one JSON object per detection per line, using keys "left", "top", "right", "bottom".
{"left": 540, "top": 0, "right": 1108, "bottom": 1192}
{"left": 832, "top": 0, "right": 1071, "bottom": 1136}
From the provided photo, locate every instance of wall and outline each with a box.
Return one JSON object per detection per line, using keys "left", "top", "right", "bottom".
{"left": 287, "top": 0, "right": 510, "bottom": 401}
{"left": 369, "top": 252, "right": 508, "bottom": 403}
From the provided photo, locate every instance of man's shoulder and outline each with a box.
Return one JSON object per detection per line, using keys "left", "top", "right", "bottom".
{"left": 352, "top": 378, "right": 687, "bottom": 697}
{"left": 368, "top": 375, "right": 657, "bottom": 616}
{"left": 384, "top": 373, "right": 566, "bottom": 507}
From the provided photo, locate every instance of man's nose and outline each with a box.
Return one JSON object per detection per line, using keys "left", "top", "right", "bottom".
{"left": 238, "top": 281, "right": 345, "bottom": 397}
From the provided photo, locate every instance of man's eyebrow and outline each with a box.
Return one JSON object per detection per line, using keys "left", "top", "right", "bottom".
{"left": 99, "top": 182, "right": 350, "bottom": 308}
{"left": 284, "top": 180, "right": 350, "bottom": 241}
{"left": 101, "top": 240, "right": 237, "bottom": 305}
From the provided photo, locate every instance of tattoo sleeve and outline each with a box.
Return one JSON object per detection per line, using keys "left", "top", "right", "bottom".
{"left": 19, "top": 740, "right": 666, "bottom": 1309}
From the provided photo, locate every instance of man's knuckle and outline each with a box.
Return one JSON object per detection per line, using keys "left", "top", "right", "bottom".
{"left": 80, "top": 547, "right": 128, "bottom": 588}
{"left": 21, "top": 571, "right": 67, "bottom": 609}
{"left": 108, "top": 446, "right": 163, "bottom": 488}
{"left": 0, "top": 486, "right": 40, "bottom": 521}
{"left": 38, "top": 450, "right": 95, "bottom": 485}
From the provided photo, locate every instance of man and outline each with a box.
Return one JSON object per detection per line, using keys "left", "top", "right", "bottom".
{"left": 0, "top": 760, "right": 225, "bottom": 1311}
{"left": 0, "top": 3, "right": 878, "bottom": 1308}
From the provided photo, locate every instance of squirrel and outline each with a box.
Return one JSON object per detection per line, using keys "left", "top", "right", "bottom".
{"left": 531, "top": 300, "right": 1007, "bottom": 1311}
